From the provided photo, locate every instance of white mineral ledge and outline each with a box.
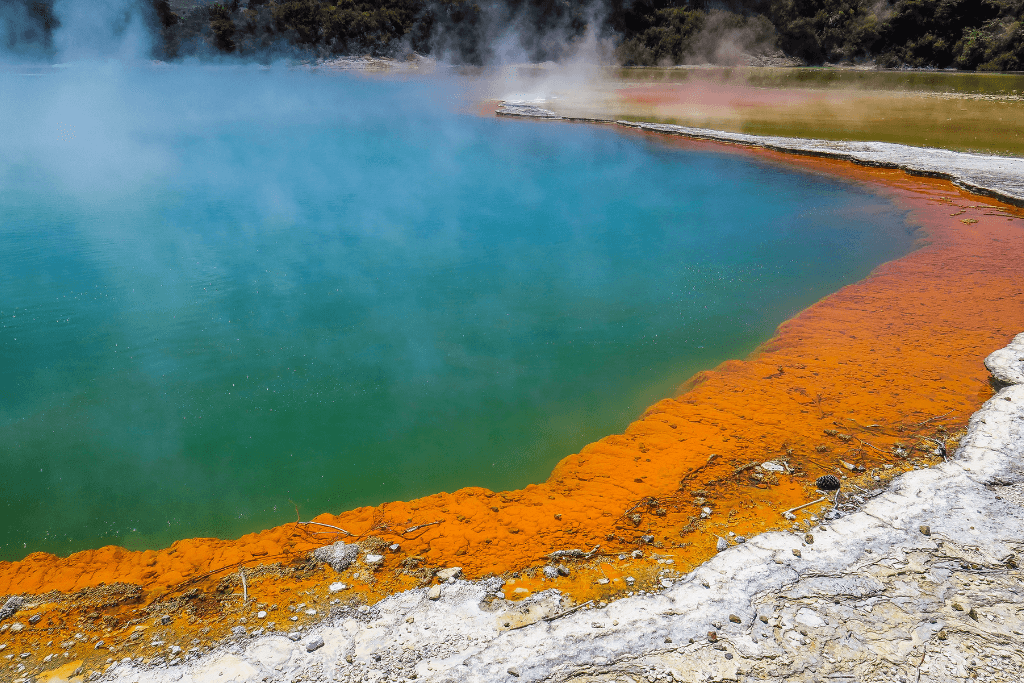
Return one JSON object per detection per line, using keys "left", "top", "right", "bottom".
{"left": 108, "top": 335, "right": 1024, "bottom": 682}
{"left": 495, "top": 102, "right": 1024, "bottom": 207}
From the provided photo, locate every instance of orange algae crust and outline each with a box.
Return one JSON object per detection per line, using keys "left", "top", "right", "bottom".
{"left": 3, "top": 145, "right": 1024, "bottom": 678}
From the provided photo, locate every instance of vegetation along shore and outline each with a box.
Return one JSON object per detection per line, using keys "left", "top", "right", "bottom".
{"left": 5, "top": 0, "right": 1023, "bottom": 70}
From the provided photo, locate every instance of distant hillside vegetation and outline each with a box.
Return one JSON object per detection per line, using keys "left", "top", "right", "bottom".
{"left": 3, "top": 0, "right": 1022, "bottom": 70}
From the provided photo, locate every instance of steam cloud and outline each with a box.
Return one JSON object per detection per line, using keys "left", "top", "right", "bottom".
{"left": 1, "top": 0, "right": 785, "bottom": 68}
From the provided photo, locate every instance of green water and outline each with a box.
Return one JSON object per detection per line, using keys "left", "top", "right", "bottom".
{"left": 0, "top": 66, "right": 918, "bottom": 561}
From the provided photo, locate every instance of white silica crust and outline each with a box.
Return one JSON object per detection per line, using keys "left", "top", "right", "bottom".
{"left": 986, "top": 332, "right": 1024, "bottom": 387}
{"left": 105, "top": 333, "right": 1024, "bottom": 682}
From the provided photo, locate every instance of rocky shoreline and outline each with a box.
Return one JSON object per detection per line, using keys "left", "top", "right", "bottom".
{"left": 87, "top": 337, "right": 1023, "bottom": 682}
{"left": 495, "top": 102, "right": 1024, "bottom": 208}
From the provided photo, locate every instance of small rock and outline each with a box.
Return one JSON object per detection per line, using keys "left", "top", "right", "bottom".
{"left": 312, "top": 541, "right": 360, "bottom": 572}
{"left": 0, "top": 597, "right": 23, "bottom": 621}
{"left": 306, "top": 636, "right": 325, "bottom": 652}
{"left": 792, "top": 549, "right": 802, "bottom": 557}
{"left": 290, "top": 616, "right": 298, "bottom": 621}
{"left": 507, "top": 667, "right": 521, "bottom": 677}
{"left": 257, "top": 611, "right": 267, "bottom": 619}
{"left": 920, "top": 525, "right": 931, "bottom": 536}
{"left": 557, "top": 565, "right": 570, "bottom": 577}
{"left": 759, "top": 615, "right": 769, "bottom": 623}
{"left": 94, "top": 641, "right": 104, "bottom": 649}
{"left": 543, "top": 566, "right": 559, "bottom": 580}
{"left": 640, "top": 535, "right": 655, "bottom": 544}
{"left": 712, "top": 621, "right": 722, "bottom": 629}
{"left": 729, "top": 614, "right": 741, "bottom": 624}
{"left": 596, "top": 578, "right": 609, "bottom": 585}
{"left": 625, "top": 576, "right": 636, "bottom": 585}
{"left": 716, "top": 537, "right": 728, "bottom": 552}
{"left": 725, "top": 653, "right": 734, "bottom": 660}
{"left": 27, "top": 614, "right": 40, "bottom": 625}
{"left": 365, "top": 553, "right": 384, "bottom": 565}
{"left": 231, "top": 626, "right": 246, "bottom": 637}
{"left": 169, "top": 645, "right": 181, "bottom": 655}
{"left": 735, "top": 536, "right": 746, "bottom": 543}
{"left": 159, "top": 615, "right": 171, "bottom": 626}
{"left": 631, "top": 550, "right": 643, "bottom": 559}
{"left": 804, "top": 533, "right": 814, "bottom": 544}
{"left": 952, "top": 602, "right": 964, "bottom": 611}
{"left": 287, "top": 632, "right": 302, "bottom": 642}
{"left": 938, "top": 629, "right": 948, "bottom": 640}
{"left": 9, "top": 623, "right": 24, "bottom": 634}
{"left": 427, "top": 585, "right": 442, "bottom": 601}
{"left": 436, "top": 567, "right": 462, "bottom": 582}
{"left": 388, "top": 543, "right": 400, "bottom": 552}
{"left": 345, "top": 654, "right": 354, "bottom": 663}
{"left": 968, "top": 607, "right": 979, "bottom": 621}
{"left": 305, "top": 608, "right": 317, "bottom": 615}
{"left": 707, "top": 631, "right": 718, "bottom": 642}
{"left": 329, "top": 582, "right": 347, "bottom": 592}
{"left": 406, "top": 616, "right": 415, "bottom": 623}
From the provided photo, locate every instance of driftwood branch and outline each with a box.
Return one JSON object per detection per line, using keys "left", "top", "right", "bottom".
{"left": 782, "top": 497, "right": 828, "bottom": 519}
{"left": 543, "top": 600, "right": 593, "bottom": 622}
{"left": 548, "top": 545, "right": 600, "bottom": 560}
{"left": 298, "top": 521, "right": 353, "bottom": 536}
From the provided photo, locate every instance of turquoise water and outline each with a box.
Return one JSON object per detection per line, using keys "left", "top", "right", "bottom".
{"left": 0, "top": 66, "right": 917, "bottom": 561}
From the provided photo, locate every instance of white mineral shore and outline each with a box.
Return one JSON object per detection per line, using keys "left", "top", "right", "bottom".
{"left": 495, "top": 102, "right": 1024, "bottom": 207}
{"left": 102, "top": 332, "right": 1024, "bottom": 682}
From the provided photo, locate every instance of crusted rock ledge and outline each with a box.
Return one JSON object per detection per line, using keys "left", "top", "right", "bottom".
{"left": 99, "top": 334, "right": 1024, "bottom": 683}
{"left": 986, "top": 332, "right": 1024, "bottom": 388}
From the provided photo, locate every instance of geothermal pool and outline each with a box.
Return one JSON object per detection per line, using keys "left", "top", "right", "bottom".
{"left": 0, "top": 66, "right": 919, "bottom": 560}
